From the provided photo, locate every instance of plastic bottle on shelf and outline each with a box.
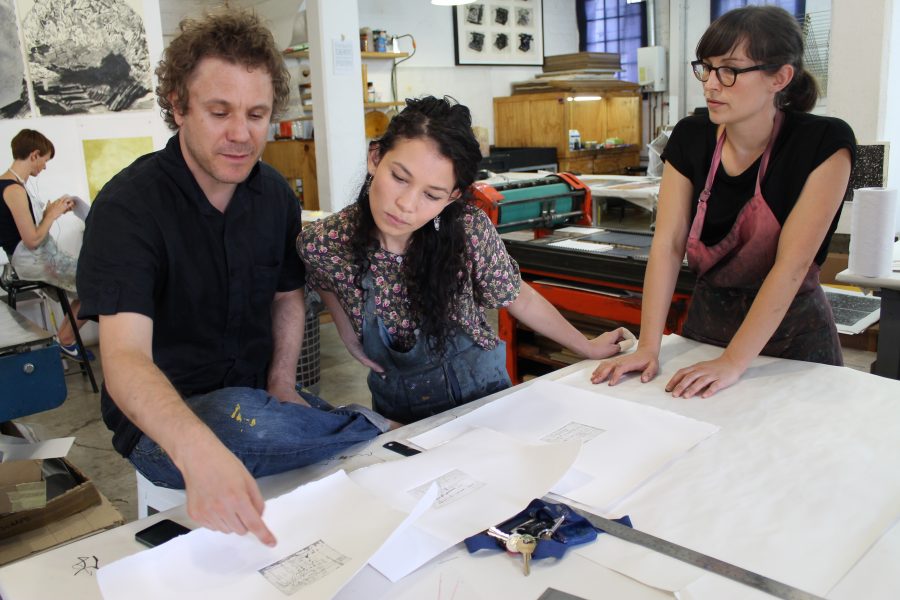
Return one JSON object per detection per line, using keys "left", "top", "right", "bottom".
{"left": 568, "top": 129, "right": 581, "bottom": 151}
{"left": 373, "top": 30, "right": 387, "bottom": 52}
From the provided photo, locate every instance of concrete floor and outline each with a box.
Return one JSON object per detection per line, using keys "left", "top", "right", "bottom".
{"left": 21, "top": 315, "right": 878, "bottom": 525}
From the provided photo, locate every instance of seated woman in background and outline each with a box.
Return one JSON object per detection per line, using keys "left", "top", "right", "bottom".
{"left": 300, "top": 96, "right": 631, "bottom": 423}
{"left": 1, "top": 129, "right": 92, "bottom": 361}
{"left": 592, "top": 6, "right": 854, "bottom": 398}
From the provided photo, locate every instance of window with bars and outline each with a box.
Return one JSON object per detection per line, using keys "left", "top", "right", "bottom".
{"left": 577, "top": 0, "right": 648, "bottom": 84}
{"left": 711, "top": 0, "right": 805, "bottom": 20}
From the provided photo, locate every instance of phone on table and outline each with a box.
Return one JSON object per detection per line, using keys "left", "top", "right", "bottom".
{"left": 382, "top": 441, "right": 421, "bottom": 456}
{"left": 135, "top": 519, "right": 192, "bottom": 548}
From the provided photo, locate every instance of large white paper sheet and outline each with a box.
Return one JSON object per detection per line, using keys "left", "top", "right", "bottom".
{"left": 97, "top": 471, "right": 422, "bottom": 600}
{"left": 409, "top": 380, "right": 719, "bottom": 512}
{"left": 556, "top": 335, "right": 900, "bottom": 599}
{"left": 349, "top": 427, "right": 581, "bottom": 582}
{"left": 338, "top": 545, "right": 673, "bottom": 600}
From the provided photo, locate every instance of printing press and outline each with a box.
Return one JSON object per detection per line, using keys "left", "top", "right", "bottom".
{"left": 472, "top": 173, "right": 694, "bottom": 382}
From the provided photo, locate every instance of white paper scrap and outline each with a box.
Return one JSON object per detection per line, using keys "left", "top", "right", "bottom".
{"left": 351, "top": 427, "right": 581, "bottom": 582}
{"left": 410, "top": 380, "right": 719, "bottom": 513}
{"left": 0, "top": 436, "right": 74, "bottom": 462}
{"left": 97, "top": 471, "right": 421, "bottom": 600}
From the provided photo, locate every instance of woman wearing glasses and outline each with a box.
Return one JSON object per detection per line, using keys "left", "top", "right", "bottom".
{"left": 592, "top": 6, "right": 855, "bottom": 398}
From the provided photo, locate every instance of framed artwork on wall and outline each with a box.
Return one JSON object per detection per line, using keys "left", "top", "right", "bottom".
{"left": 453, "top": 1, "right": 544, "bottom": 66}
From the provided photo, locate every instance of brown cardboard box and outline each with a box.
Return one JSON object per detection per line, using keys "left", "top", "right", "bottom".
{"left": 0, "top": 458, "right": 100, "bottom": 539}
{"left": 821, "top": 252, "right": 849, "bottom": 286}
{"left": 0, "top": 460, "right": 46, "bottom": 514}
{"left": 0, "top": 494, "right": 123, "bottom": 566}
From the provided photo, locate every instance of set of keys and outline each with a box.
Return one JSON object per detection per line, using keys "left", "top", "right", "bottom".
{"left": 486, "top": 527, "right": 538, "bottom": 575}
{"left": 485, "top": 515, "right": 565, "bottom": 575}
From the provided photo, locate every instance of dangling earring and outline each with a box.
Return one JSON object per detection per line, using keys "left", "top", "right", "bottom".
{"left": 433, "top": 215, "right": 441, "bottom": 231}
{"left": 364, "top": 175, "right": 372, "bottom": 198}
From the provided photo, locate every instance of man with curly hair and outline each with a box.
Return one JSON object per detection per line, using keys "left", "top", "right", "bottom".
{"left": 77, "top": 10, "right": 387, "bottom": 546}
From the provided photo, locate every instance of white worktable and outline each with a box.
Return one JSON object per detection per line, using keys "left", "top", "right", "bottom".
{"left": 837, "top": 240, "right": 900, "bottom": 378}
{"left": 1, "top": 336, "right": 898, "bottom": 600}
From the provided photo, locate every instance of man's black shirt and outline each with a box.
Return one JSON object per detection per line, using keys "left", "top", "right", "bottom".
{"left": 77, "top": 134, "right": 305, "bottom": 457}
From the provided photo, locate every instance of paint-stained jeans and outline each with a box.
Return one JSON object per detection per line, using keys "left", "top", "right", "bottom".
{"left": 128, "top": 387, "right": 388, "bottom": 489}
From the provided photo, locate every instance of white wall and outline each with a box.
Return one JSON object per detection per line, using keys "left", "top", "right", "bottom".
{"left": 359, "top": 0, "right": 578, "bottom": 145}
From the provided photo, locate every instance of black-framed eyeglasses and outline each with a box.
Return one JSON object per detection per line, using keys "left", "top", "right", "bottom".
{"left": 691, "top": 60, "right": 782, "bottom": 87}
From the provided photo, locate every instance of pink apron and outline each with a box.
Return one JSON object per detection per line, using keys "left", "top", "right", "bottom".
{"left": 682, "top": 111, "right": 842, "bottom": 365}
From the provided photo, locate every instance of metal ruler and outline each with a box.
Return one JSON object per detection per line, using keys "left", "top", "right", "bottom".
{"left": 569, "top": 506, "right": 826, "bottom": 600}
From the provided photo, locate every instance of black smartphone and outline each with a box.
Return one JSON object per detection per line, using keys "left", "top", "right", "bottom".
{"left": 135, "top": 519, "right": 192, "bottom": 548}
{"left": 382, "top": 441, "right": 421, "bottom": 456}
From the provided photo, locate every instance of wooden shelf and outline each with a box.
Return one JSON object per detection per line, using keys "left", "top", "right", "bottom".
{"left": 284, "top": 50, "right": 409, "bottom": 60}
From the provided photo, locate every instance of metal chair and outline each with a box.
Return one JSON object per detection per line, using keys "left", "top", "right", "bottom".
{"left": 0, "top": 262, "right": 99, "bottom": 393}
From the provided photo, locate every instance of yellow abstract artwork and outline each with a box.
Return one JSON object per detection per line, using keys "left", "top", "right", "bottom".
{"left": 82, "top": 137, "right": 153, "bottom": 200}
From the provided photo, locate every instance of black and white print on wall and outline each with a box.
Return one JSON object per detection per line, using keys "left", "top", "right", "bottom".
{"left": 0, "top": 0, "right": 30, "bottom": 118}
{"left": 17, "top": 0, "right": 152, "bottom": 115}
{"left": 453, "top": 0, "right": 543, "bottom": 66}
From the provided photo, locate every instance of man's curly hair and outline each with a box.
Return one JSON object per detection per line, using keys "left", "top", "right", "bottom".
{"left": 155, "top": 10, "right": 290, "bottom": 130}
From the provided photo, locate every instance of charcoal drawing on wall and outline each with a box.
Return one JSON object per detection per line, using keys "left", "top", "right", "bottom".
{"left": 19, "top": 0, "right": 152, "bottom": 115}
{"left": 0, "top": 0, "right": 31, "bottom": 118}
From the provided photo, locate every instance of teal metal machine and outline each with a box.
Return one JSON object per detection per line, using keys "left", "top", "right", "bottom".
{"left": 471, "top": 173, "right": 593, "bottom": 233}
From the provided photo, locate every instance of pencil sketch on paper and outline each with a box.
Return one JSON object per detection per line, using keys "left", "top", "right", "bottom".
{"left": 0, "top": 0, "right": 30, "bottom": 118}
{"left": 541, "top": 422, "right": 606, "bottom": 444}
{"left": 259, "top": 540, "right": 351, "bottom": 595}
{"left": 18, "top": 0, "right": 152, "bottom": 115}
{"left": 407, "top": 469, "right": 485, "bottom": 509}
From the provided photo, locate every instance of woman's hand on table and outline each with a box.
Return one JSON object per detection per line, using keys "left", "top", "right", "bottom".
{"left": 591, "top": 345, "right": 659, "bottom": 386}
{"left": 664, "top": 355, "right": 745, "bottom": 399}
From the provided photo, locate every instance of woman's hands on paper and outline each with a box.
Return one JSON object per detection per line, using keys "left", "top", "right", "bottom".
{"left": 591, "top": 345, "right": 660, "bottom": 385}
{"left": 580, "top": 327, "right": 635, "bottom": 360}
{"left": 44, "top": 195, "right": 74, "bottom": 220}
{"left": 664, "top": 355, "right": 744, "bottom": 399}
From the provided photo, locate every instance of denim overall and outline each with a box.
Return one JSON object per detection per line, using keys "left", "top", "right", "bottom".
{"left": 361, "top": 272, "right": 511, "bottom": 423}
{"left": 682, "top": 110, "right": 842, "bottom": 365}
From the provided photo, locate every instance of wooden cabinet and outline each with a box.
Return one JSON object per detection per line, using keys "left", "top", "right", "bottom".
{"left": 262, "top": 139, "right": 318, "bottom": 211}
{"left": 559, "top": 146, "right": 641, "bottom": 175}
{"left": 494, "top": 88, "right": 642, "bottom": 175}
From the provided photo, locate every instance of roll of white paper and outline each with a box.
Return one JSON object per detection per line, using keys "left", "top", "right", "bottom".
{"left": 848, "top": 187, "right": 898, "bottom": 277}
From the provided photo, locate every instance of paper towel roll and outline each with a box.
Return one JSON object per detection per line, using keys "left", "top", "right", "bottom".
{"left": 848, "top": 187, "right": 898, "bottom": 277}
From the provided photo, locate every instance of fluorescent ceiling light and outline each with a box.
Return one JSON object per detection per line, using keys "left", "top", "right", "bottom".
{"left": 431, "top": 0, "right": 476, "bottom": 5}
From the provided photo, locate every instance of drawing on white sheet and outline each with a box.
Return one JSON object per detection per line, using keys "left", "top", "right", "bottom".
{"left": 259, "top": 539, "right": 351, "bottom": 595}
{"left": 408, "top": 469, "right": 485, "bottom": 509}
{"left": 541, "top": 422, "right": 606, "bottom": 444}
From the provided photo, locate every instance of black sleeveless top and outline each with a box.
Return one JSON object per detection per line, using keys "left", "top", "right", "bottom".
{"left": 0, "top": 180, "right": 36, "bottom": 256}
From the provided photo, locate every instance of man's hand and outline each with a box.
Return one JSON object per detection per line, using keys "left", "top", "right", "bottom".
{"left": 179, "top": 437, "right": 276, "bottom": 546}
{"left": 591, "top": 346, "right": 660, "bottom": 386}
{"left": 267, "top": 381, "right": 311, "bottom": 406}
{"left": 664, "top": 355, "right": 745, "bottom": 399}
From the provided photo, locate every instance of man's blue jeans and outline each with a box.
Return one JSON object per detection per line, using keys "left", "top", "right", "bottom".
{"left": 128, "top": 387, "right": 387, "bottom": 489}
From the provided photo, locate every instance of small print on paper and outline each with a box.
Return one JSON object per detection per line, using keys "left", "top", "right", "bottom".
{"left": 259, "top": 539, "right": 351, "bottom": 596}
{"left": 408, "top": 469, "right": 485, "bottom": 508}
{"left": 541, "top": 422, "right": 606, "bottom": 444}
